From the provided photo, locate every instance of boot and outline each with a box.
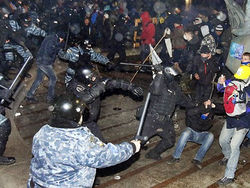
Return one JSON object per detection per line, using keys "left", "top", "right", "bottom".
{"left": 0, "top": 156, "right": 16, "bottom": 165}
{"left": 242, "top": 138, "right": 250, "bottom": 148}
{"left": 26, "top": 96, "right": 38, "bottom": 103}
{"left": 145, "top": 149, "right": 161, "bottom": 160}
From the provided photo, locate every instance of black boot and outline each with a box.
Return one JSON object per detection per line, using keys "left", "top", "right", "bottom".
{"left": 145, "top": 149, "right": 161, "bottom": 160}
{"left": 0, "top": 156, "right": 16, "bottom": 165}
{"left": 242, "top": 138, "right": 250, "bottom": 148}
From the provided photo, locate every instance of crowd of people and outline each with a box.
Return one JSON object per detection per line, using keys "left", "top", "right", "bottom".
{"left": 0, "top": 0, "right": 249, "bottom": 187}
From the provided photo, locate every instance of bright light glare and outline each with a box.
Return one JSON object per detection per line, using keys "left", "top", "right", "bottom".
{"left": 185, "top": 0, "right": 192, "bottom": 10}
{"left": 62, "top": 103, "right": 72, "bottom": 110}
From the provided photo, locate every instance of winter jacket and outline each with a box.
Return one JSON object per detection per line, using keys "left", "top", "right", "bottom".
{"left": 193, "top": 55, "right": 220, "bottom": 85}
{"left": 199, "top": 34, "right": 216, "bottom": 55}
{"left": 167, "top": 25, "right": 186, "bottom": 49}
{"left": 186, "top": 103, "right": 224, "bottom": 132}
{"left": 217, "top": 79, "right": 250, "bottom": 129}
{"left": 36, "top": 34, "right": 63, "bottom": 65}
{"left": 140, "top": 11, "right": 155, "bottom": 45}
{"left": 28, "top": 124, "right": 135, "bottom": 188}
{"left": 147, "top": 74, "right": 194, "bottom": 120}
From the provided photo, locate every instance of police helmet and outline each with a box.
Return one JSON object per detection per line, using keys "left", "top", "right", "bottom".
{"left": 49, "top": 94, "right": 87, "bottom": 125}
{"left": 75, "top": 64, "right": 97, "bottom": 85}
{"left": 82, "top": 39, "right": 92, "bottom": 50}
{"left": 163, "top": 66, "right": 179, "bottom": 79}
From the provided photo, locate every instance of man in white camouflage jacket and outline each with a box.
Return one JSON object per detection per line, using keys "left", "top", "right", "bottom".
{"left": 27, "top": 94, "right": 140, "bottom": 188}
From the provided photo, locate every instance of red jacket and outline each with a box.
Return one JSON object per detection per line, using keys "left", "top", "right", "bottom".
{"left": 140, "top": 11, "right": 155, "bottom": 45}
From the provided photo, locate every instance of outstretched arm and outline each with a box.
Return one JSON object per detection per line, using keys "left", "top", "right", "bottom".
{"left": 67, "top": 80, "right": 105, "bottom": 104}
{"left": 105, "top": 79, "right": 143, "bottom": 98}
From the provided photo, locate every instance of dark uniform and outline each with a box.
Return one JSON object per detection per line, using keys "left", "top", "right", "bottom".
{"left": 140, "top": 71, "right": 194, "bottom": 160}
{"left": 107, "top": 15, "right": 129, "bottom": 67}
{"left": 0, "top": 105, "right": 15, "bottom": 165}
{"left": 67, "top": 66, "right": 143, "bottom": 142}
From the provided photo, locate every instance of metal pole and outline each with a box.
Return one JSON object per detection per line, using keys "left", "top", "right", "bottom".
{"left": 135, "top": 92, "right": 151, "bottom": 141}
{"left": 130, "top": 33, "right": 166, "bottom": 83}
{"left": 120, "top": 62, "right": 153, "bottom": 67}
{"left": 209, "top": 73, "right": 217, "bottom": 100}
{"left": 64, "top": 23, "right": 70, "bottom": 51}
{"left": 1, "top": 56, "right": 31, "bottom": 104}
{"left": 9, "top": 56, "right": 31, "bottom": 90}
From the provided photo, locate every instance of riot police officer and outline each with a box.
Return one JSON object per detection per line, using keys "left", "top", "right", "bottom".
{"left": 107, "top": 14, "right": 129, "bottom": 70}
{"left": 0, "top": 100, "right": 15, "bottom": 165}
{"left": 58, "top": 39, "right": 110, "bottom": 86}
{"left": 139, "top": 66, "right": 195, "bottom": 160}
{"left": 67, "top": 64, "right": 143, "bottom": 142}
{"left": 28, "top": 94, "right": 141, "bottom": 188}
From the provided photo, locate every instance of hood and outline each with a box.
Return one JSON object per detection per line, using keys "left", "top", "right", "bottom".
{"left": 140, "top": 11, "right": 151, "bottom": 25}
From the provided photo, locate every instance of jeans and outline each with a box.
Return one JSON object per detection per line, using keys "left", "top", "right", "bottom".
{"left": 219, "top": 121, "right": 249, "bottom": 178}
{"left": 27, "top": 64, "right": 57, "bottom": 101}
{"left": 173, "top": 127, "right": 214, "bottom": 162}
{"left": 247, "top": 131, "right": 250, "bottom": 139}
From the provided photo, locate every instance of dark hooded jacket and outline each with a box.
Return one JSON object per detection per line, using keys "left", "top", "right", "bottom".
{"left": 36, "top": 34, "right": 64, "bottom": 65}
{"left": 186, "top": 103, "right": 224, "bottom": 132}
{"left": 193, "top": 55, "right": 220, "bottom": 85}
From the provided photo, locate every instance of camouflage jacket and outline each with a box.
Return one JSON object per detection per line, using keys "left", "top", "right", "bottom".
{"left": 28, "top": 124, "right": 134, "bottom": 188}
{"left": 58, "top": 46, "right": 109, "bottom": 65}
{"left": 25, "top": 23, "right": 47, "bottom": 37}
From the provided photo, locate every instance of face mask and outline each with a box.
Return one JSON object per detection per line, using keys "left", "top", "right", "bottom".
{"left": 201, "top": 114, "right": 208, "bottom": 120}
{"left": 201, "top": 56, "right": 209, "bottom": 62}
{"left": 241, "top": 61, "right": 250, "bottom": 65}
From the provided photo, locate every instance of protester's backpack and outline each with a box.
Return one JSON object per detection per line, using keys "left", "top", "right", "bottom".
{"left": 223, "top": 79, "right": 249, "bottom": 117}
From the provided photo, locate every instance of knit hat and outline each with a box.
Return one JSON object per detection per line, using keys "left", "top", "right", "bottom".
{"left": 200, "top": 45, "right": 211, "bottom": 54}
{"left": 215, "top": 24, "right": 223, "bottom": 31}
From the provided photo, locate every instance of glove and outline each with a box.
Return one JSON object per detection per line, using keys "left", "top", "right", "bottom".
{"left": 130, "top": 140, "right": 141, "bottom": 153}
{"left": 217, "top": 74, "right": 226, "bottom": 85}
{"left": 130, "top": 85, "right": 143, "bottom": 97}
{"left": 216, "top": 48, "right": 222, "bottom": 54}
{"left": 106, "top": 63, "right": 114, "bottom": 70}
{"left": 164, "top": 27, "right": 171, "bottom": 36}
{"left": 101, "top": 78, "right": 111, "bottom": 85}
{"left": 153, "top": 64, "right": 163, "bottom": 72}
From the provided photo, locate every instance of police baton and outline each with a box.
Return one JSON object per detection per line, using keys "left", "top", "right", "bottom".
{"left": 135, "top": 92, "right": 150, "bottom": 141}
{"left": 64, "top": 23, "right": 70, "bottom": 51}
{"left": 120, "top": 62, "right": 153, "bottom": 67}
{"left": 209, "top": 73, "right": 217, "bottom": 100}
{"left": 0, "top": 56, "right": 32, "bottom": 104}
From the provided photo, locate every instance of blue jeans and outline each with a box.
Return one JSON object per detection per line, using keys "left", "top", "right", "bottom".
{"left": 173, "top": 127, "right": 214, "bottom": 162}
{"left": 219, "top": 121, "right": 249, "bottom": 178}
{"left": 27, "top": 64, "right": 57, "bottom": 101}
{"left": 247, "top": 131, "right": 250, "bottom": 139}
